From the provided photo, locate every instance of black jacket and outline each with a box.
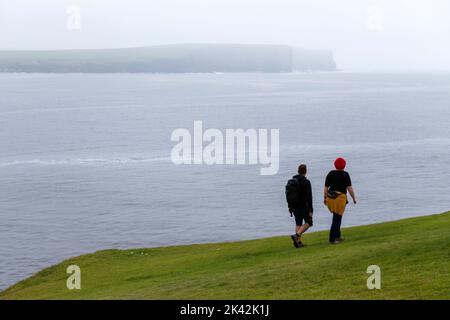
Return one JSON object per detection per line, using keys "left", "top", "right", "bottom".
{"left": 288, "top": 175, "right": 313, "bottom": 213}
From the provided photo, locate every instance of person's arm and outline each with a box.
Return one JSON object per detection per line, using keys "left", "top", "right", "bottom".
{"left": 286, "top": 194, "right": 293, "bottom": 216}
{"left": 324, "top": 172, "right": 330, "bottom": 205}
{"left": 346, "top": 173, "right": 356, "bottom": 204}
{"left": 347, "top": 186, "right": 357, "bottom": 204}
{"left": 306, "top": 180, "right": 313, "bottom": 215}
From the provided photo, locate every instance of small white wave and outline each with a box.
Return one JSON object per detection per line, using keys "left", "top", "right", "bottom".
{"left": 0, "top": 156, "right": 171, "bottom": 168}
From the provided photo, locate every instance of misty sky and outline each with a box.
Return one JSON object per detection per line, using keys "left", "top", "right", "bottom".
{"left": 1, "top": 0, "right": 449, "bottom": 71}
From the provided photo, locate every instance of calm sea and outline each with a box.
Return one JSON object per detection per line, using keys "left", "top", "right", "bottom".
{"left": 1, "top": 72, "right": 449, "bottom": 290}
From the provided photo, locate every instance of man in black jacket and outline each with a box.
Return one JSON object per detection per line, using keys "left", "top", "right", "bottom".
{"left": 286, "top": 164, "right": 313, "bottom": 248}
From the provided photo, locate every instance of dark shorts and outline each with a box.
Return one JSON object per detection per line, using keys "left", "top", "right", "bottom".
{"left": 293, "top": 207, "right": 313, "bottom": 227}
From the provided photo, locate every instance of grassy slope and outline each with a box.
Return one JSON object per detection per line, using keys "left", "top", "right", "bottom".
{"left": 1, "top": 212, "right": 449, "bottom": 300}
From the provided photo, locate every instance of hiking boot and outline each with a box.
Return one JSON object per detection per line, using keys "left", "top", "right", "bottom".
{"left": 330, "top": 239, "right": 342, "bottom": 244}
{"left": 336, "top": 237, "right": 345, "bottom": 242}
{"left": 290, "top": 234, "right": 300, "bottom": 248}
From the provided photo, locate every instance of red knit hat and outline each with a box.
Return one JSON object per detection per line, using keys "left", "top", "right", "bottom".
{"left": 334, "top": 157, "right": 346, "bottom": 170}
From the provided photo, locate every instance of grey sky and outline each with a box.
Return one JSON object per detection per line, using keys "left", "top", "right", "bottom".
{"left": 1, "top": 0, "right": 449, "bottom": 71}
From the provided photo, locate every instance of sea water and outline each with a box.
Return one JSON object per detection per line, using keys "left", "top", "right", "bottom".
{"left": 0, "top": 72, "right": 449, "bottom": 289}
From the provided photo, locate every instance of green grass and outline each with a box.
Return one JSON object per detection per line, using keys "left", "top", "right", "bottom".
{"left": 1, "top": 212, "right": 449, "bottom": 300}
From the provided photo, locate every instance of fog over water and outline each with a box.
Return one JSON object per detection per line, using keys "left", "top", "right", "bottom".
{"left": 1, "top": 0, "right": 450, "bottom": 71}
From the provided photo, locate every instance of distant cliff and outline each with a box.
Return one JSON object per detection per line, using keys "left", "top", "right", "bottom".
{"left": 0, "top": 44, "right": 337, "bottom": 73}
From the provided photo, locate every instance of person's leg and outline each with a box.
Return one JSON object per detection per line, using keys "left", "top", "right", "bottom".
{"left": 297, "top": 210, "right": 312, "bottom": 245}
{"left": 293, "top": 208, "right": 305, "bottom": 237}
{"left": 292, "top": 224, "right": 306, "bottom": 246}
{"left": 291, "top": 209, "right": 310, "bottom": 247}
{"left": 291, "top": 210, "right": 302, "bottom": 248}
{"left": 329, "top": 214, "right": 335, "bottom": 242}
{"left": 301, "top": 212, "right": 313, "bottom": 237}
{"left": 330, "top": 213, "right": 343, "bottom": 243}
{"left": 294, "top": 223, "right": 308, "bottom": 239}
{"left": 329, "top": 213, "right": 339, "bottom": 242}
{"left": 297, "top": 223, "right": 310, "bottom": 237}
{"left": 336, "top": 214, "right": 342, "bottom": 239}
{"left": 297, "top": 223, "right": 309, "bottom": 246}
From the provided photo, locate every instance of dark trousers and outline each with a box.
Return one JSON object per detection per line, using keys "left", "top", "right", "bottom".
{"left": 329, "top": 213, "right": 342, "bottom": 242}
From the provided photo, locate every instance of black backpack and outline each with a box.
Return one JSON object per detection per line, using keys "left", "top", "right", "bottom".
{"left": 285, "top": 177, "right": 303, "bottom": 208}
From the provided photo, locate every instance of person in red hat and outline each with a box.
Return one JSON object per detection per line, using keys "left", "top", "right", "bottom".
{"left": 323, "top": 157, "right": 357, "bottom": 244}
